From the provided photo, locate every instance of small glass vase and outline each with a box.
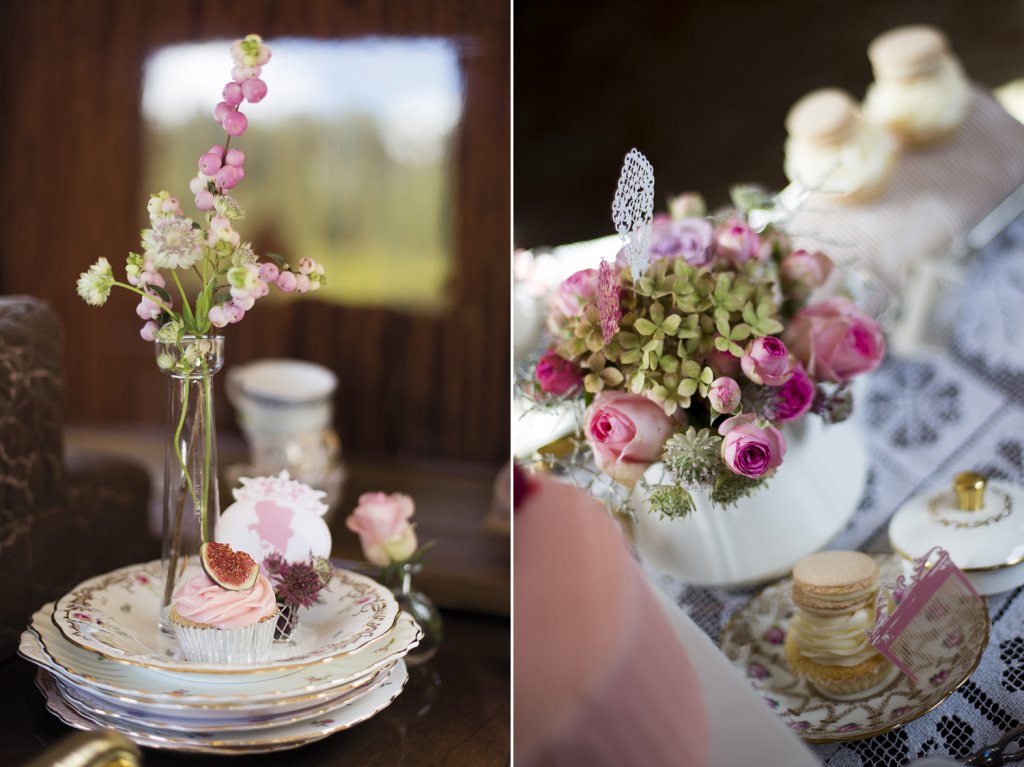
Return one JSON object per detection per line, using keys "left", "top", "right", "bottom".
{"left": 157, "top": 335, "right": 225, "bottom": 632}
{"left": 382, "top": 562, "right": 442, "bottom": 665}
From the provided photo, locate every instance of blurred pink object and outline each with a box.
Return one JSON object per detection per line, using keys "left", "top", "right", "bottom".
{"left": 514, "top": 472, "right": 708, "bottom": 766}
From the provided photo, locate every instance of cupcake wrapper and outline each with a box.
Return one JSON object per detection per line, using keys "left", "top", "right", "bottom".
{"left": 173, "top": 616, "right": 276, "bottom": 665}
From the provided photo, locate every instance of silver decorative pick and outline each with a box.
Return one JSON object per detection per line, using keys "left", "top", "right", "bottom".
{"left": 612, "top": 148, "right": 655, "bottom": 277}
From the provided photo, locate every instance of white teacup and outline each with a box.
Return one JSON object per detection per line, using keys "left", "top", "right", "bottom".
{"left": 227, "top": 358, "right": 337, "bottom": 442}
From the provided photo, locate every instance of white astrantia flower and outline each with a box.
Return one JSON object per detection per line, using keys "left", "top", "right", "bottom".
{"left": 76, "top": 257, "right": 115, "bottom": 306}
{"left": 231, "top": 242, "right": 257, "bottom": 266}
{"left": 213, "top": 194, "right": 245, "bottom": 221}
{"left": 142, "top": 218, "right": 204, "bottom": 270}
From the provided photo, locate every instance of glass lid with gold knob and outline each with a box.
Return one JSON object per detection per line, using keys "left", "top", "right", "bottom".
{"left": 888, "top": 472, "right": 1024, "bottom": 595}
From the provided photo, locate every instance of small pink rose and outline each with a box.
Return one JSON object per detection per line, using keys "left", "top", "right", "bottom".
{"left": 774, "top": 364, "right": 815, "bottom": 423}
{"left": 719, "top": 414, "right": 786, "bottom": 479}
{"left": 345, "top": 492, "right": 418, "bottom": 566}
{"left": 781, "top": 249, "right": 834, "bottom": 300}
{"left": 668, "top": 192, "right": 706, "bottom": 220}
{"left": 713, "top": 218, "right": 765, "bottom": 266}
{"left": 585, "top": 391, "right": 675, "bottom": 487}
{"left": 784, "top": 297, "right": 886, "bottom": 383}
{"left": 741, "top": 337, "right": 795, "bottom": 386}
{"left": 535, "top": 348, "right": 583, "bottom": 396}
{"left": 554, "top": 268, "right": 598, "bottom": 318}
{"left": 708, "top": 377, "right": 741, "bottom": 414}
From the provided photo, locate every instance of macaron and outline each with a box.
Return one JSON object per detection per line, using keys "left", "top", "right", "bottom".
{"left": 791, "top": 551, "right": 880, "bottom": 612}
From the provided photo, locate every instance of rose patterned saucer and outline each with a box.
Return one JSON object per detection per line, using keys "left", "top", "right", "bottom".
{"left": 720, "top": 554, "right": 989, "bottom": 743}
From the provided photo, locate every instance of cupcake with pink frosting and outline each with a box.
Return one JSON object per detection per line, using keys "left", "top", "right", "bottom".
{"left": 170, "top": 570, "right": 278, "bottom": 664}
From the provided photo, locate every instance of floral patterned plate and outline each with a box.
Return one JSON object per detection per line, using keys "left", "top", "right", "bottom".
{"left": 35, "top": 661, "right": 408, "bottom": 754}
{"left": 22, "top": 605, "right": 419, "bottom": 709}
{"left": 52, "top": 560, "right": 399, "bottom": 674}
{"left": 719, "top": 554, "right": 989, "bottom": 744}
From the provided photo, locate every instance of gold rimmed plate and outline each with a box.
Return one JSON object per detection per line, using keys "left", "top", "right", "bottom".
{"left": 22, "top": 605, "right": 420, "bottom": 709}
{"left": 719, "top": 554, "right": 989, "bottom": 744}
{"left": 52, "top": 560, "right": 399, "bottom": 674}
{"left": 35, "top": 661, "right": 408, "bottom": 754}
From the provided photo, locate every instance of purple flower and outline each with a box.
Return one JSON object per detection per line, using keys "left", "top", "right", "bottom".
{"left": 930, "top": 669, "right": 950, "bottom": 686}
{"left": 763, "top": 696, "right": 780, "bottom": 709}
{"left": 719, "top": 414, "right": 786, "bottom": 479}
{"left": 535, "top": 348, "right": 583, "bottom": 396}
{"left": 649, "top": 215, "right": 714, "bottom": 267}
{"left": 597, "top": 260, "right": 622, "bottom": 344}
{"left": 264, "top": 553, "right": 331, "bottom": 610}
{"left": 746, "top": 662, "right": 770, "bottom": 680}
{"left": 762, "top": 626, "right": 785, "bottom": 645}
{"left": 836, "top": 723, "right": 861, "bottom": 733}
{"left": 774, "top": 364, "right": 815, "bottom": 423}
{"left": 788, "top": 720, "right": 812, "bottom": 732}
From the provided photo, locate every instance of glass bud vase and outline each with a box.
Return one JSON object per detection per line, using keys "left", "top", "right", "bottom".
{"left": 156, "top": 335, "right": 225, "bottom": 632}
{"left": 383, "top": 562, "right": 442, "bottom": 665}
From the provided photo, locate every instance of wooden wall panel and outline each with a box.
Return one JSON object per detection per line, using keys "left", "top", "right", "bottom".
{"left": 0, "top": 0, "right": 510, "bottom": 466}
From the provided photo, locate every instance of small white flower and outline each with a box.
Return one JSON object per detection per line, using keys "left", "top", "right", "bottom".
{"left": 76, "top": 258, "right": 115, "bottom": 306}
{"left": 142, "top": 218, "right": 203, "bottom": 270}
{"left": 213, "top": 195, "right": 245, "bottom": 221}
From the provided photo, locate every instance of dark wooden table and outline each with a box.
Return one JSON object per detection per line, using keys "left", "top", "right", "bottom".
{"left": 1, "top": 608, "right": 509, "bottom": 766}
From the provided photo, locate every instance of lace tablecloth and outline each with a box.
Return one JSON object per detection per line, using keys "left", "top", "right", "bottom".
{"left": 645, "top": 215, "right": 1024, "bottom": 766}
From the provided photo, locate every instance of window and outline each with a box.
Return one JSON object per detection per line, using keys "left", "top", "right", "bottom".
{"left": 142, "top": 38, "right": 464, "bottom": 311}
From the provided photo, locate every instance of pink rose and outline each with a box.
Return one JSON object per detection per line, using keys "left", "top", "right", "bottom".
{"left": 554, "top": 268, "right": 598, "bottom": 318}
{"left": 708, "top": 377, "right": 741, "bottom": 414}
{"left": 719, "top": 414, "right": 786, "bottom": 479}
{"left": 741, "top": 337, "right": 795, "bottom": 386}
{"left": 649, "top": 215, "right": 714, "bottom": 267}
{"left": 774, "top": 364, "right": 815, "bottom": 423}
{"left": 585, "top": 391, "right": 675, "bottom": 487}
{"left": 535, "top": 348, "right": 583, "bottom": 396}
{"left": 784, "top": 297, "right": 886, "bottom": 383}
{"left": 781, "top": 249, "right": 834, "bottom": 300}
{"left": 713, "top": 218, "right": 768, "bottom": 266}
{"left": 345, "top": 492, "right": 418, "bottom": 566}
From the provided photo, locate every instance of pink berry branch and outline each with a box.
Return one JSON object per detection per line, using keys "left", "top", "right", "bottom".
{"left": 76, "top": 33, "right": 326, "bottom": 345}
{"left": 74, "top": 34, "right": 328, "bottom": 607}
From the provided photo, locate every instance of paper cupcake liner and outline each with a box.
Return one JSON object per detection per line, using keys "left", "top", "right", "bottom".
{"left": 172, "top": 614, "right": 276, "bottom": 665}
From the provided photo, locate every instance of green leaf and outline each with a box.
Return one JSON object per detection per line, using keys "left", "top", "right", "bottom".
{"left": 630, "top": 372, "right": 646, "bottom": 394}
{"left": 601, "top": 367, "right": 624, "bottom": 386}
{"left": 660, "top": 356, "right": 679, "bottom": 374}
{"left": 700, "top": 366, "right": 714, "bottom": 385}
{"left": 634, "top": 318, "right": 658, "bottom": 336}
{"left": 661, "top": 313, "right": 682, "bottom": 335}
{"left": 620, "top": 349, "right": 642, "bottom": 365}
{"left": 680, "top": 359, "right": 701, "bottom": 379}
{"left": 727, "top": 341, "right": 745, "bottom": 357}
{"left": 730, "top": 323, "right": 752, "bottom": 341}
{"left": 714, "top": 336, "right": 730, "bottom": 352}
{"left": 678, "top": 378, "right": 698, "bottom": 398}
{"left": 618, "top": 332, "right": 640, "bottom": 350}
{"left": 715, "top": 316, "right": 731, "bottom": 338}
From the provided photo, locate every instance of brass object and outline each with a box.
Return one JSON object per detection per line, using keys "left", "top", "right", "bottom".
{"left": 20, "top": 730, "right": 141, "bottom": 767}
{"left": 954, "top": 472, "right": 987, "bottom": 511}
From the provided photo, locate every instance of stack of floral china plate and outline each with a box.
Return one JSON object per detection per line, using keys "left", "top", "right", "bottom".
{"left": 18, "top": 560, "right": 420, "bottom": 755}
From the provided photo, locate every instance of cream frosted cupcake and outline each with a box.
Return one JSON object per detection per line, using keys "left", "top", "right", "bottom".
{"left": 784, "top": 88, "right": 895, "bottom": 202}
{"left": 863, "top": 25, "right": 971, "bottom": 146}
{"left": 171, "top": 569, "right": 278, "bottom": 665}
{"left": 784, "top": 551, "right": 899, "bottom": 699}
